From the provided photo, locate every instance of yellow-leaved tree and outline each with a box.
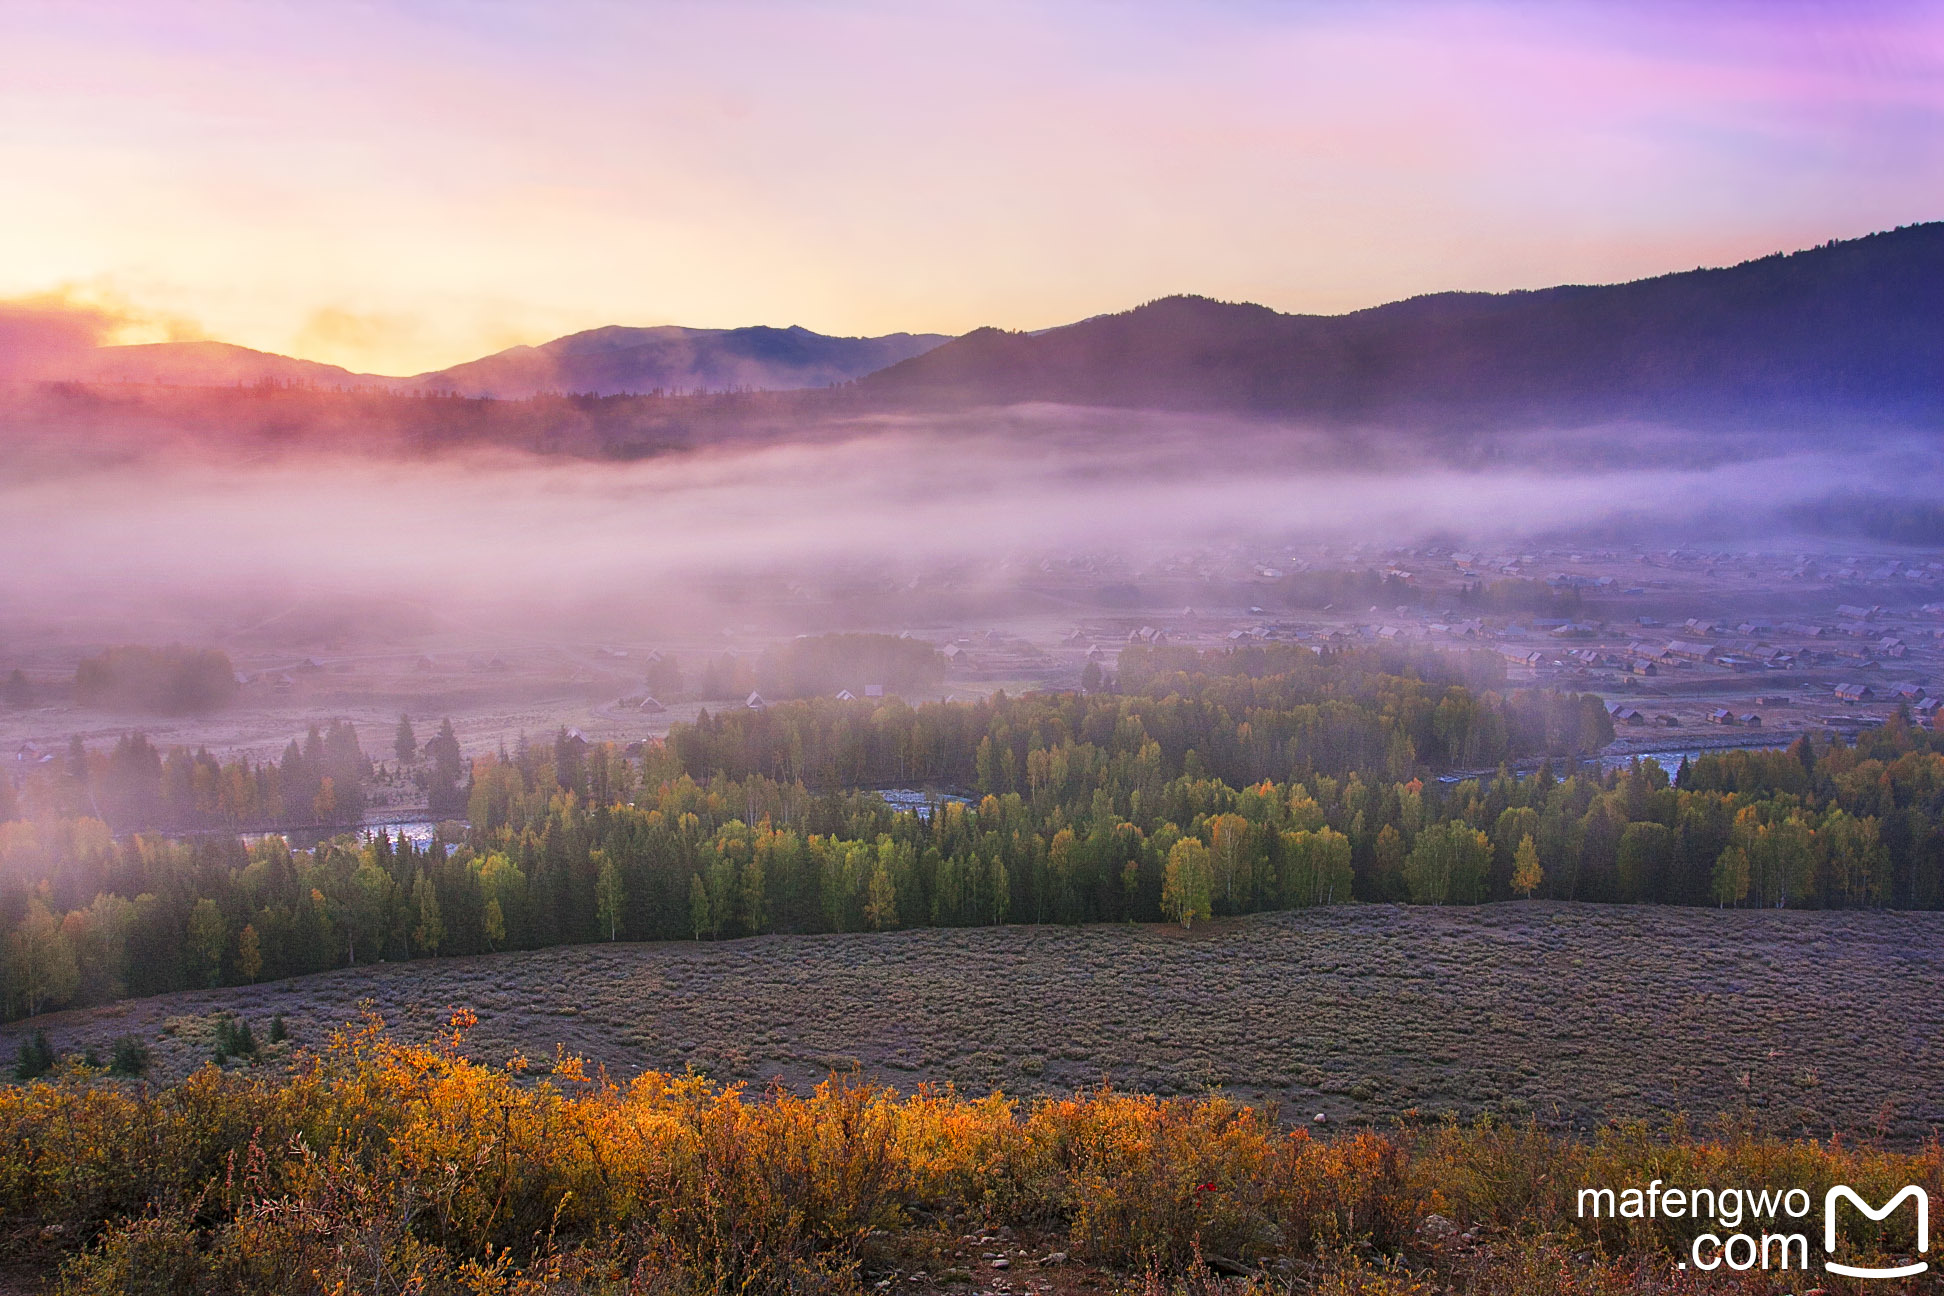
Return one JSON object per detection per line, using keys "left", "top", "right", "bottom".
{"left": 1513, "top": 834, "right": 1544, "bottom": 899}
{"left": 1162, "top": 837, "right": 1213, "bottom": 930}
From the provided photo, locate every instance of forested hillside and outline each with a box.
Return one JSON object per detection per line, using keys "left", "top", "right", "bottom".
{"left": 6, "top": 642, "right": 1944, "bottom": 1020}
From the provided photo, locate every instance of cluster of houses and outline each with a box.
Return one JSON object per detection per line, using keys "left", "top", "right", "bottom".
{"left": 1834, "top": 681, "right": 1943, "bottom": 720}
{"left": 1501, "top": 609, "right": 1936, "bottom": 681}
{"left": 1603, "top": 702, "right": 1685, "bottom": 729}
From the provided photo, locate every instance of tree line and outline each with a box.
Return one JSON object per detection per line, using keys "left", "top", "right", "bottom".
{"left": 6, "top": 718, "right": 473, "bottom": 835}
{"left": 4, "top": 642, "right": 1941, "bottom": 1020}
{"left": 73, "top": 645, "right": 238, "bottom": 715}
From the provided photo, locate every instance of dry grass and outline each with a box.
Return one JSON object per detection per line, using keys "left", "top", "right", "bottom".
{"left": 8, "top": 902, "right": 1943, "bottom": 1139}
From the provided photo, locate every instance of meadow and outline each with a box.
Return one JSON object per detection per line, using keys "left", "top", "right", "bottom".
{"left": 11, "top": 902, "right": 1944, "bottom": 1142}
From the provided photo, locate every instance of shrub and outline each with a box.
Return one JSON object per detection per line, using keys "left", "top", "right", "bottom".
{"left": 109, "top": 1036, "right": 150, "bottom": 1077}
{"left": 4, "top": 1011, "right": 1938, "bottom": 1295}
{"left": 12, "top": 1030, "right": 54, "bottom": 1080}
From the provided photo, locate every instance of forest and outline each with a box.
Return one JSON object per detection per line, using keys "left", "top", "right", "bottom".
{"left": 688, "top": 632, "right": 947, "bottom": 703}
{"left": 2, "top": 719, "right": 460, "bottom": 836}
{"left": 5, "top": 642, "right": 1944, "bottom": 1021}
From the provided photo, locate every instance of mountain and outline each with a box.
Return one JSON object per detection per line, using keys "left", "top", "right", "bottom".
{"left": 857, "top": 223, "right": 1944, "bottom": 426}
{"left": 404, "top": 324, "right": 949, "bottom": 397}
{"left": 73, "top": 325, "right": 951, "bottom": 398}
{"left": 75, "top": 340, "right": 369, "bottom": 389}
{"left": 28, "top": 224, "right": 1942, "bottom": 464}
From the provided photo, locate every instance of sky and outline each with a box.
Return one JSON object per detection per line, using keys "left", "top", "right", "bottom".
{"left": 2, "top": 0, "right": 1941, "bottom": 375}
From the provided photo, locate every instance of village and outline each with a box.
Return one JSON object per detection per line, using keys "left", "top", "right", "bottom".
{"left": 1024, "top": 542, "right": 1944, "bottom": 751}
{"left": 4, "top": 542, "right": 1940, "bottom": 796}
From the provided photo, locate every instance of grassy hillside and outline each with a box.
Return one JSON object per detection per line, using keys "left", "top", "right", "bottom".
{"left": 11, "top": 904, "right": 1944, "bottom": 1140}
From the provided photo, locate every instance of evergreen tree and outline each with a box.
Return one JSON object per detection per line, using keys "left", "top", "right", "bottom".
{"left": 427, "top": 719, "right": 466, "bottom": 817}
{"left": 109, "top": 1035, "right": 149, "bottom": 1076}
{"left": 13, "top": 1030, "right": 54, "bottom": 1080}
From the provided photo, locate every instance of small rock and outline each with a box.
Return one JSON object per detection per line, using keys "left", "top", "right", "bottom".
{"left": 990, "top": 1259, "right": 1009, "bottom": 1270}
{"left": 1313, "top": 1112, "right": 1327, "bottom": 1123}
{"left": 1418, "top": 1212, "right": 1457, "bottom": 1242}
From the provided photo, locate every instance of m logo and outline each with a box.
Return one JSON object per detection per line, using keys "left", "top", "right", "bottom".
{"left": 1825, "top": 1185, "right": 1930, "bottom": 1280}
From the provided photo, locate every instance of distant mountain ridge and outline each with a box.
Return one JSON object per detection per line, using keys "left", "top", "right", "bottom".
{"left": 79, "top": 340, "right": 367, "bottom": 390}
{"left": 401, "top": 324, "right": 949, "bottom": 397}
{"left": 36, "top": 222, "right": 1944, "bottom": 457}
{"left": 857, "top": 222, "right": 1944, "bottom": 425}
{"left": 76, "top": 324, "right": 951, "bottom": 397}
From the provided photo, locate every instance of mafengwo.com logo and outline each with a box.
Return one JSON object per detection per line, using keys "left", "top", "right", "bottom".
{"left": 1577, "top": 1180, "right": 1929, "bottom": 1278}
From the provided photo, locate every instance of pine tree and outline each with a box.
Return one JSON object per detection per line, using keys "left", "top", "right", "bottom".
{"left": 394, "top": 715, "right": 418, "bottom": 765}
{"left": 427, "top": 719, "right": 466, "bottom": 817}
{"left": 110, "top": 1035, "right": 149, "bottom": 1076}
{"left": 13, "top": 1030, "right": 54, "bottom": 1080}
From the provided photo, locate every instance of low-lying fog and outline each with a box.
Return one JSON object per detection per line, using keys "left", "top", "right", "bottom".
{"left": 2, "top": 413, "right": 1939, "bottom": 641}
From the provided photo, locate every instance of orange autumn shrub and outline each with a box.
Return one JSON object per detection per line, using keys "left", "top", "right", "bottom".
{"left": 0, "top": 1010, "right": 1935, "bottom": 1294}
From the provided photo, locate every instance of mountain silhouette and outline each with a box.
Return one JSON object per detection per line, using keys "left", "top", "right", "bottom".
{"left": 857, "top": 223, "right": 1944, "bottom": 425}
{"left": 76, "top": 325, "right": 949, "bottom": 397}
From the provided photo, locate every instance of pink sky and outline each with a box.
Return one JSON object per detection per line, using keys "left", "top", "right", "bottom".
{"left": 2, "top": 0, "right": 1939, "bottom": 374}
